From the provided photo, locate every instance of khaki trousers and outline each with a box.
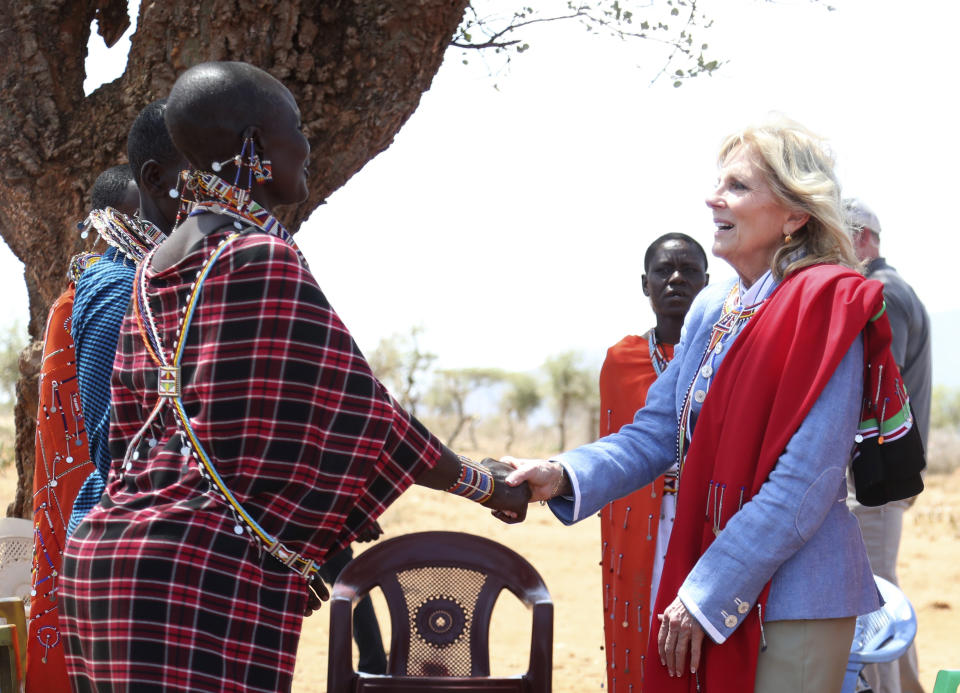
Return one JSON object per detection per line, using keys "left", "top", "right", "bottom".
{"left": 754, "top": 617, "right": 856, "bottom": 693}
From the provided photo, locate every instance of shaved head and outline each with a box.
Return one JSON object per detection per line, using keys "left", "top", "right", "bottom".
{"left": 165, "top": 61, "right": 295, "bottom": 170}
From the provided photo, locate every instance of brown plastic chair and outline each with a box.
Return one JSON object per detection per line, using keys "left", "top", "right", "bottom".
{"left": 327, "top": 531, "right": 552, "bottom": 693}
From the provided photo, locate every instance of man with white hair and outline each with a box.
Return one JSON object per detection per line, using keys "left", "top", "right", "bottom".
{"left": 844, "top": 197, "right": 931, "bottom": 693}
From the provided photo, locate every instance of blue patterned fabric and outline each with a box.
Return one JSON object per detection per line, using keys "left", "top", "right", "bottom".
{"left": 67, "top": 247, "right": 136, "bottom": 535}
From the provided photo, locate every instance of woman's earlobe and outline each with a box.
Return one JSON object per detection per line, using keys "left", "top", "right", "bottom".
{"left": 785, "top": 211, "right": 810, "bottom": 234}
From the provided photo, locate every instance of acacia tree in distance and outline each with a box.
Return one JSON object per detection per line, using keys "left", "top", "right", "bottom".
{"left": 368, "top": 326, "right": 437, "bottom": 418}
{"left": 501, "top": 372, "right": 541, "bottom": 453}
{"left": 427, "top": 367, "right": 504, "bottom": 448}
{"left": 544, "top": 351, "right": 596, "bottom": 452}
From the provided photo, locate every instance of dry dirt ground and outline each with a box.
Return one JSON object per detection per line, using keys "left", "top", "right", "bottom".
{"left": 291, "top": 466, "right": 960, "bottom": 692}
{"left": 3, "top": 460, "right": 957, "bottom": 692}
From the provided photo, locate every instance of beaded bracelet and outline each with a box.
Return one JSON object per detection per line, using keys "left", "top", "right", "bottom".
{"left": 446, "top": 455, "right": 495, "bottom": 505}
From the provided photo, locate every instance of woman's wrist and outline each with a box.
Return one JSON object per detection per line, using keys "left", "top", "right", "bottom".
{"left": 540, "top": 462, "right": 569, "bottom": 504}
{"left": 550, "top": 465, "right": 566, "bottom": 498}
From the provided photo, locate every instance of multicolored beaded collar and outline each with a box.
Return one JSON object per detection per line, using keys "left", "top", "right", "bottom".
{"left": 176, "top": 169, "right": 308, "bottom": 268}
{"left": 78, "top": 207, "right": 165, "bottom": 262}
{"left": 69, "top": 207, "right": 166, "bottom": 281}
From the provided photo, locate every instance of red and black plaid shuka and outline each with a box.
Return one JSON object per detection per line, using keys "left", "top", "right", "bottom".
{"left": 61, "top": 227, "right": 441, "bottom": 692}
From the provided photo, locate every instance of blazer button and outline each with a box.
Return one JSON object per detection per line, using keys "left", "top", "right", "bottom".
{"left": 724, "top": 614, "right": 738, "bottom": 628}
{"left": 737, "top": 601, "right": 750, "bottom": 614}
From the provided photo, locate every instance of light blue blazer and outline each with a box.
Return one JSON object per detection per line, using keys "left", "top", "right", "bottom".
{"left": 551, "top": 278, "right": 879, "bottom": 644}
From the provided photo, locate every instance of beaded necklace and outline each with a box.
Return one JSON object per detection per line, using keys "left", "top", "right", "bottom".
{"left": 675, "top": 282, "right": 767, "bottom": 483}
{"left": 179, "top": 169, "right": 308, "bottom": 267}
{"left": 78, "top": 207, "right": 165, "bottom": 262}
{"left": 647, "top": 329, "right": 670, "bottom": 377}
{"left": 69, "top": 208, "right": 166, "bottom": 281}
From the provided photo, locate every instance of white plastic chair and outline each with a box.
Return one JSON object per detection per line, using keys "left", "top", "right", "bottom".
{"left": 0, "top": 517, "right": 32, "bottom": 689}
{"left": 0, "top": 518, "right": 32, "bottom": 610}
{"left": 842, "top": 575, "right": 918, "bottom": 693}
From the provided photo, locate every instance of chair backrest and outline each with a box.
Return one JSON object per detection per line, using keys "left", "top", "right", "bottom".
{"left": 0, "top": 518, "right": 32, "bottom": 609}
{"left": 842, "top": 575, "right": 919, "bottom": 693}
{"left": 327, "top": 531, "right": 552, "bottom": 693}
{"left": 848, "top": 575, "right": 917, "bottom": 665}
{"left": 0, "top": 517, "right": 32, "bottom": 680}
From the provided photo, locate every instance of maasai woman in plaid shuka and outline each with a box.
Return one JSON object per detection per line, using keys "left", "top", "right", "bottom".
{"left": 60, "top": 62, "right": 527, "bottom": 693}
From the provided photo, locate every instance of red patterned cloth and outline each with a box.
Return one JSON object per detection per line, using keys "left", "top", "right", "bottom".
{"left": 598, "top": 333, "right": 673, "bottom": 692}
{"left": 29, "top": 285, "right": 96, "bottom": 693}
{"left": 61, "top": 227, "right": 441, "bottom": 692}
{"left": 648, "top": 264, "right": 895, "bottom": 692}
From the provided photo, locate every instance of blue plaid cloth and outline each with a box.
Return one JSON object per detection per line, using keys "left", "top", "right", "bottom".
{"left": 67, "top": 247, "right": 136, "bottom": 535}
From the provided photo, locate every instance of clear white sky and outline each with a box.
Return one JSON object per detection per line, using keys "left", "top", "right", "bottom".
{"left": 2, "top": 0, "right": 957, "bottom": 381}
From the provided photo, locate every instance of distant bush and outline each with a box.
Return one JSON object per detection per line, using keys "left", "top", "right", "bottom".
{"left": 0, "top": 321, "right": 27, "bottom": 406}
{"left": 931, "top": 386, "right": 960, "bottom": 431}
{"left": 927, "top": 427, "right": 960, "bottom": 475}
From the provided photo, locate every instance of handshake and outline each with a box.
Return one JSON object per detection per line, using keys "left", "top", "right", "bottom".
{"left": 457, "top": 456, "right": 568, "bottom": 525}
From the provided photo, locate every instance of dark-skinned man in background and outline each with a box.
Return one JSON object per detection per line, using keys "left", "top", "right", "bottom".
{"left": 597, "top": 232, "right": 709, "bottom": 693}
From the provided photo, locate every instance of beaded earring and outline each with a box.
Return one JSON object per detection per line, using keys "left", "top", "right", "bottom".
{"left": 210, "top": 137, "right": 272, "bottom": 190}
{"left": 250, "top": 155, "right": 272, "bottom": 184}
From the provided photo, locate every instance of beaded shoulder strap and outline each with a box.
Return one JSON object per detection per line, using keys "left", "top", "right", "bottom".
{"left": 128, "top": 231, "right": 320, "bottom": 581}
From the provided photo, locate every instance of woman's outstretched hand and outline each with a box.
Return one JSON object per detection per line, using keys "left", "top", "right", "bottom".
{"left": 657, "top": 596, "right": 706, "bottom": 678}
{"left": 502, "top": 457, "right": 566, "bottom": 503}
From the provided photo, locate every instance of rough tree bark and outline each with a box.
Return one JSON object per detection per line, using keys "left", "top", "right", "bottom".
{"left": 0, "top": 0, "right": 468, "bottom": 517}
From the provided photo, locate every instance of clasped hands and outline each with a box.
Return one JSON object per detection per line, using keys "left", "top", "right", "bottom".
{"left": 480, "top": 457, "right": 566, "bottom": 523}
{"left": 462, "top": 456, "right": 563, "bottom": 525}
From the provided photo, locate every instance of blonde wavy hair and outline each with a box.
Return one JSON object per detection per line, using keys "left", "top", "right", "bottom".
{"left": 717, "top": 116, "right": 860, "bottom": 279}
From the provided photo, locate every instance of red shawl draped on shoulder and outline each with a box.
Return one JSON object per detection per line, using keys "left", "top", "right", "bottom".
{"left": 646, "top": 264, "right": 896, "bottom": 692}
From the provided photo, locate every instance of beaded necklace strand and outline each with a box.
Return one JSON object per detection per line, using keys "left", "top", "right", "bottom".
{"left": 648, "top": 329, "right": 670, "bottom": 377}
{"left": 178, "top": 169, "right": 308, "bottom": 267}
{"left": 675, "top": 283, "right": 766, "bottom": 483}
{"left": 69, "top": 208, "right": 166, "bottom": 281}
{"left": 78, "top": 207, "right": 165, "bottom": 262}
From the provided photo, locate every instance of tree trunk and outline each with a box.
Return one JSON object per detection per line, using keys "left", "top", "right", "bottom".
{"left": 0, "top": 0, "right": 468, "bottom": 517}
